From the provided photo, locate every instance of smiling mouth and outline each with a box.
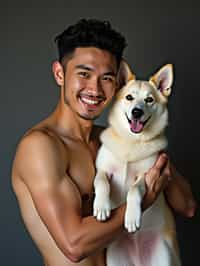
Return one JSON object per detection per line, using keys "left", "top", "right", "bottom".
{"left": 125, "top": 113, "right": 151, "bottom": 133}
{"left": 79, "top": 94, "right": 105, "bottom": 109}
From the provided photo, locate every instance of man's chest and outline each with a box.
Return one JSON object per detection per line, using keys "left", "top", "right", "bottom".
{"left": 66, "top": 141, "right": 98, "bottom": 215}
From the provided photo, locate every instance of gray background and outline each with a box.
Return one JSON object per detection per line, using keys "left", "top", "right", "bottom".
{"left": 1, "top": 3, "right": 199, "bottom": 266}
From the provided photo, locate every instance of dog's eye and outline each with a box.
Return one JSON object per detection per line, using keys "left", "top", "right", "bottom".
{"left": 126, "top": 94, "right": 134, "bottom": 101}
{"left": 145, "top": 97, "right": 154, "bottom": 103}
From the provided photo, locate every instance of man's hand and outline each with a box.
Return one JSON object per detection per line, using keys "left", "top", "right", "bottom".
{"left": 142, "top": 153, "right": 196, "bottom": 216}
{"left": 142, "top": 153, "right": 169, "bottom": 210}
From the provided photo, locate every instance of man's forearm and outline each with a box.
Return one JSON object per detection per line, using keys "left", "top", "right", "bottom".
{"left": 165, "top": 164, "right": 196, "bottom": 217}
{"left": 68, "top": 204, "right": 126, "bottom": 262}
{"left": 66, "top": 189, "right": 159, "bottom": 262}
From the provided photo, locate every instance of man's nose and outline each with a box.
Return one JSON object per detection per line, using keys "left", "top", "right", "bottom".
{"left": 87, "top": 78, "right": 102, "bottom": 95}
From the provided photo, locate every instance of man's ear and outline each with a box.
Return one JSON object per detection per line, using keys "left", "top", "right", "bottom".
{"left": 117, "top": 59, "right": 136, "bottom": 89}
{"left": 149, "top": 64, "right": 173, "bottom": 97}
{"left": 52, "top": 61, "right": 64, "bottom": 86}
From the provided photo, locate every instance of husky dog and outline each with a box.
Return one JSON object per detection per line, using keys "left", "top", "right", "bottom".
{"left": 93, "top": 62, "right": 181, "bottom": 266}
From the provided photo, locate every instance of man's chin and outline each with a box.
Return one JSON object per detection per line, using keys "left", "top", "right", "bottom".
{"left": 78, "top": 112, "right": 101, "bottom": 121}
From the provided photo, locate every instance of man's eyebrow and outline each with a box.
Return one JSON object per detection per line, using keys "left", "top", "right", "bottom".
{"left": 103, "top": 71, "right": 116, "bottom": 76}
{"left": 75, "top": 65, "right": 117, "bottom": 76}
{"left": 75, "top": 65, "right": 94, "bottom": 71}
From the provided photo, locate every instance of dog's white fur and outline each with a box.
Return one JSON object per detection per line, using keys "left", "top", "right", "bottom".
{"left": 93, "top": 62, "right": 181, "bottom": 266}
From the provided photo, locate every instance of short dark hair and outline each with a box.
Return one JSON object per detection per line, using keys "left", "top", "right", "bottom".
{"left": 54, "top": 18, "right": 127, "bottom": 66}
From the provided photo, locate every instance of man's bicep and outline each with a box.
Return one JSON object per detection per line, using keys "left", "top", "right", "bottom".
{"left": 26, "top": 173, "right": 83, "bottom": 261}
{"left": 28, "top": 173, "right": 82, "bottom": 242}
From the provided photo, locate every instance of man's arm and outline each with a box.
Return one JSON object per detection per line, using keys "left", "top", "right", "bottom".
{"left": 144, "top": 153, "right": 196, "bottom": 217}
{"left": 164, "top": 161, "right": 196, "bottom": 217}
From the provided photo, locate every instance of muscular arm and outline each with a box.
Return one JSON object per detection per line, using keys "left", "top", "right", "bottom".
{"left": 13, "top": 131, "right": 126, "bottom": 262}
{"left": 165, "top": 162, "right": 196, "bottom": 217}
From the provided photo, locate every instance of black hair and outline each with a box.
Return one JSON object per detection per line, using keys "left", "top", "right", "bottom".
{"left": 54, "top": 18, "right": 127, "bottom": 66}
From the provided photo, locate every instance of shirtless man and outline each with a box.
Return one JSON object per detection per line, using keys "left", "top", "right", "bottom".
{"left": 12, "top": 19, "right": 196, "bottom": 266}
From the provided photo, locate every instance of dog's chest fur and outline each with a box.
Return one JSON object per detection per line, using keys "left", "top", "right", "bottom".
{"left": 109, "top": 155, "right": 158, "bottom": 209}
{"left": 97, "top": 127, "right": 167, "bottom": 210}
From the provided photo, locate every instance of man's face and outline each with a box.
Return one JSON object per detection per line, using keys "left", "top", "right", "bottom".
{"left": 61, "top": 47, "right": 118, "bottom": 120}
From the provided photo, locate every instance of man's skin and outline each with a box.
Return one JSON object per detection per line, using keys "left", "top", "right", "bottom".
{"left": 12, "top": 47, "right": 196, "bottom": 266}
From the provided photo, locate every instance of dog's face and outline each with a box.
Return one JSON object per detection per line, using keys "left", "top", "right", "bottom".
{"left": 109, "top": 62, "right": 173, "bottom": 140}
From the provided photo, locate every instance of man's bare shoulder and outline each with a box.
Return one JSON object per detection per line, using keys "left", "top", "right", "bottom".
{"left": 12, "top": 127, "right": 68, "bottom": 181}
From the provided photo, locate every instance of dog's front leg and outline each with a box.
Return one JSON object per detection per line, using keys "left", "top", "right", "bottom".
{"left": 125, "top": 176, "right": 146, "bottom": 232}
{"left": 93, "top": 170, "right": 111, "bottom": 221}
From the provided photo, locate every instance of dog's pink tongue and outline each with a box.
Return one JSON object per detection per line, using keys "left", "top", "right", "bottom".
{"left": 130, "top": 120, "right": 143, "bottom": 133}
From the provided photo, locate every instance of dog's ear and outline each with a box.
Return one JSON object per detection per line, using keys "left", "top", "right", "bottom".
{"left": 149, "top": 64, "right": 173, "bottom": 97}
{"left": 117, "top": 59, "right": 136, "bottom": 89}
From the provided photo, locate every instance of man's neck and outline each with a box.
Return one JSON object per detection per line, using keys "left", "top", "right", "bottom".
{"left": 51, "top": 100, "right": 94, "bottom": 143}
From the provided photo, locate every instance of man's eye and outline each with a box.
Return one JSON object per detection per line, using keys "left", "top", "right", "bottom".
{"left": 78, "top": 72, "right": 89, "bottom": 78}
{"left": 145, "top": 97, "right": 154, "bottom": 103}
{"left": 126, "top": 94, "right": 134, "bottom": 101}
{"left": 103, "top": 76, "right": 114, "bottom": 82}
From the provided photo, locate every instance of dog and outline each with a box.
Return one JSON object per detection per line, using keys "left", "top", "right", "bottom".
{"left": 93, "top": 61, "right": 181, "bottom": 266}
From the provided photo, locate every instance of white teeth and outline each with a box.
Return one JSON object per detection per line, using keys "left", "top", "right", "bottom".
{"left": 80, "top": 97, "right": 99, "bottom": 105}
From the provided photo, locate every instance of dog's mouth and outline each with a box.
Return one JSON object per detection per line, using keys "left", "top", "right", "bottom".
{"left": 125, "top": 113, "right": 151, "bottom": 134}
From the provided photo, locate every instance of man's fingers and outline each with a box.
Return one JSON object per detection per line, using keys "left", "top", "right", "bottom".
{"left": 161, "top": 160, "right": 172, "bottom": 183}
{"left": 154, "top": 172, "right": 170, "bottom": 193}
{"left": 144, "top": 154, "right": 170, "bottom": 207}
{"left": 153, "top": 153, "right": 168, "bottom": 172}
{"left": 146, "top": 154, "right": 168, "bottom": 190}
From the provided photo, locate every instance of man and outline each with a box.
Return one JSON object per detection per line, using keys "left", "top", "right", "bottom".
{"left": 12, "top": 19, "right": 196, "bottom": 266}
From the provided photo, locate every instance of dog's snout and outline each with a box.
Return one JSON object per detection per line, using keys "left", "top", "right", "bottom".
{"left": 132, "top": 108, "right": 144, "bottom": 119}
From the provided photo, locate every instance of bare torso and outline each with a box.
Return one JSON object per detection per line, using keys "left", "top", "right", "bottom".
{"left": 12, "top": 117, "right": 105, "bottom": 266}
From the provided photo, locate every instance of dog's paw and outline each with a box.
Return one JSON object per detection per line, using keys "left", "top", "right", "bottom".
{"left": 93, "top": 195, "right": 111, "bottom": 221}
{"left": 124, "top": 203, "right": 141, "bottom": 233}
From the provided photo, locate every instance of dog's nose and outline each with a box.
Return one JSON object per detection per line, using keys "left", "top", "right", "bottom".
{"left": 132, "top": 108, "right": 144, "bottom": 119}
